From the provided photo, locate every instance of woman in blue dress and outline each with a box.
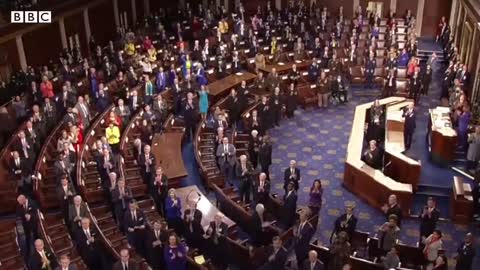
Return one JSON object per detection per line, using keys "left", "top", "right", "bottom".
{"left": 164, "top": 233, "right": 187, "bottom": 270}
{"left": 165, "top": 188, "right": 184, "bottom": 235}
{"left": 457, "top": 104, "right": 472, "bottom": 151}
{"left": 181, "top": 54, "right": 192, "bottom": 79}
{"left": 198, "top": 85, "right": 209, "bottom": 121}
{"left": 196, "top": 63, "right": 208, "bottom": 86}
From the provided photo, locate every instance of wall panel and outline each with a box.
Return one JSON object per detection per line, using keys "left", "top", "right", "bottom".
{"left": 89, "top": 0, "right": 116, "bottom": 47}
{"left": 64, "top": 11, "right": 88, "bottom": 56}
{"left": 421, "top": 0, "right": 452, "bottom": 38}
{"left": 23, "top": 22, "right": 62, "bottom": 67}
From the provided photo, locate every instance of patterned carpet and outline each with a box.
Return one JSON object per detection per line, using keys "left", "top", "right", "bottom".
{"left": 180, "top": 61, "right": 480, "bottom": 268}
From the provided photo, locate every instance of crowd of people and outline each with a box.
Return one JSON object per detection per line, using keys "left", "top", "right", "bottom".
{"left": 3, "top": 0, "right": 478, "bottom": 270}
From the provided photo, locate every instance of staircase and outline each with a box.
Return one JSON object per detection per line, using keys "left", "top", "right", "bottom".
{"left": 416, "top": 38, "right": 446, "bottom": 64}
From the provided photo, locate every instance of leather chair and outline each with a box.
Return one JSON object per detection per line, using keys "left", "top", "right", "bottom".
{"left": 375, "top": 57, "right": 385, "bottom": 68}
{"left": 349, "top": 66, "right": 365, "bottom": 86}
{"left": 374, "top": 67, "right": 386, "bottom": 85}
{"left": 396, "top": 80, "right": 408, "bottom": 97}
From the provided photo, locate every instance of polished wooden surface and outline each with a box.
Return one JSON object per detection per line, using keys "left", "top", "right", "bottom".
{"left": 207, "top": 72, "right": 257, "bottom": 97}
{"left": 174, "top": 185, "right": 235, "bottom": 230}
{"left": 450, "top": 176, "right": 474, "bottom": 224}
{"left": 151, "top": 131, "right": 188, "bottom": 180}
{"left": 344, "top": 97, "right": 413, "bottom": 215}
{"left": 258, "top": 59, "right": 312, "bottom": 74}
{"left": 384, "top": 100, "right": 421, "bottom": 190}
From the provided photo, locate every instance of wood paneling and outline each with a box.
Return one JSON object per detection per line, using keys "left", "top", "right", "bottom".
{"left": 421, "top": 0, "right": 452, "bottom": 38}
{"left": 0, "top": 39, "right": 20, "bottom": 70}
{"left": 360, "top": 0, "right": 391, "bottom": 16}
{"left": 119, "top": 0, "right": 134, "bottom": 29}
{"left": 64, "top": 11, "right": 88, "bottom": 57}
{"left": 396, "top": 0, "right": 417, "bottom": 18}
{"left": 23, "top": 22, "right": 62, "bottom": 67}
{"left": 322, "top": 0, "right": 355, "bottom": 18}
{"left": 89, "top": 0, "right": 116, "bottom": 47}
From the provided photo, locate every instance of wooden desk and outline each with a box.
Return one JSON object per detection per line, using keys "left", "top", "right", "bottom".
{"left": 151, "top": 131, "right": 188, "bottom": 180}
{"left": 384, "top": 100, "right": 421, "bottom": 190}
{"left": 344, "top": 97, "right": 413, "bottom": 215}
{"left": 174, "top": 185, "right": 235, "bottom": 230}
{"left": 450, "top": 176, "right": 473, "bottom": 224}
{"left": 207, "top": 72, "right": 257, "bottom": 100}
{"left": 258, "top": 59, "right": 312, "bottom": 74}
{"left": 429, "top": 107, "right": 457, "bottom": 166}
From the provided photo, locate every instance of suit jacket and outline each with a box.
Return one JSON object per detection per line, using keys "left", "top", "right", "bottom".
{"left": 216, "top": 143, "right": 236, "bottom": 166}
{"left": 114, "top": 105, "right": 131, "bottom": 121}
{"left": 68, "top": 203, "right": 88, "bottom": 226}
{"left": 56, "top": 182, "right": 76, "bottom": 203}
{"left": 302, "top": 260, "right": 324, "bottom": 270}
{"left": 258, "top": 143, "right": 272, "bottom": 167}
{"left": 263, "top": 245, "right": 288, "bottom": 270}
{"left": 333, "top": 214, "right": 358, "bottom": 240}
{"left": 54, "top": 264, "right": 78, "bottom": 270}
{"left": 207, "top": 221, "right": 228, "bottom": 244}
{"left": 284, "top": 167, "right": 301, "bottom": 189}
{"left": 213, "top": 119, "right": 228, "bottom": 131}
{"left": 28, "top": 249, "right": 57, "bottom": 270}
{"left": 294, "top": 221, "right": 315, "bottom": 256}
{"left": 74, "top": 227, "right": 99, "bottom": 256}
{"left": 128, "top": 95, "right": 143, "bottom": 112}
{"left": 235, "top": 161, "right": 254, "bottom": 182}
{"left": 112, "top": 260, "right": 138, "bottom": 270}
{"left": 138, "top": 153, "right": 156, "bottom": 174}
{"left": 10, "top": 157, "right": 27, "bottom": 177}
{"left": 124, "top": 209, "right": 146, "bottom": 232}
{"left": 386, "top": 204, "right": 403, "bottom": 226}
{"left": 16, "top": 200, "right": 37, "bottom": 231}
{"left": 282, "top": 190, "right": 298, "bottom": 226}
{"left": 402, "top": 109, "right": 416, "bottom": 132}
{"left": 253, "top": 178, "right": 271, "bottom": 198}
{"left": 54, "top": 159, "right": 73, "bottom": 180}
{"left": 111, "top": 186, "right": 133, "bottom": 210}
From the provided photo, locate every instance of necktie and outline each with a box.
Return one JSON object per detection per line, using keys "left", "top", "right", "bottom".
{"left": 85, "top": 230, "right": 90, "bottom": 238}
{"left": 124, "top": 262, "right": 128, "bottom": 270}
{"left": 155, "top": 230, "right": 159, "bottom": 239}
{"left": 132, "top": 211, "right": 136, "bottom": 222}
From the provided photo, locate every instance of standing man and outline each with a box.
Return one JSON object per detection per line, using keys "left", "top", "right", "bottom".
{"left": 112, "top": 249, "right": 138, "bottom": 270}
{"left": 124, "top": 200, "right": 146, "bottom": 254}
{"left": 216, "top": 137, "right": 236, "bottom": 186}
{"left": 364, "top": 53, "right": 376, "bottom": 89}
{"left": 455, "top": 233, "right": 475, "bottom": 270}
{"left": 235, "top": 155, "right": 253, "bottom": 203}
{"left": 259, "top": 135, "right": 273, "bottom": 180}
{"left": 419, "top": 197, "right": 440, "bottom": 247}
{"left": 402, "top": 103, "right": 416, "bottom": 150}
{"left": 294, "top": 210, "right": 315, "bottom": 270}
{"left": 284, "top": 160, "right": 301, "bottom": 192}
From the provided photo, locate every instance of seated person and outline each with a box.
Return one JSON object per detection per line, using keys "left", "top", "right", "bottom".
{"left": 362, "top": 140, "right": 383, "bottom": 169}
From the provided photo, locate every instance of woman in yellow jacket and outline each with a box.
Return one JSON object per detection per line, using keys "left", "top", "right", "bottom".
{"left": 106, "top": 121, "right": 121, "bottom": 154}
{"left": 270, "top": 37, "right": 277, "bottom": 55}
{"left": 124, "top": 41, "right": 136, "bottom": 56}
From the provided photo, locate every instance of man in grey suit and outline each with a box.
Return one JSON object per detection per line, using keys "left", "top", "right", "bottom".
{"left": 75, "top": 96, "right": 91, "bottom": 127}
{"left": 216, "top": 137, "right": 236, "bottom": 186}
{"left": 114, "top": 99, "right": 131, "bottom": 127}
{"left": 69, "top": 195, "right": 88, "bottom": 230}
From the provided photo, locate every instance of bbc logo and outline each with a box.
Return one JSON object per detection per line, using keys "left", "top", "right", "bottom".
{"left": 11, "top": 11, "right": 52, "bottom": 23}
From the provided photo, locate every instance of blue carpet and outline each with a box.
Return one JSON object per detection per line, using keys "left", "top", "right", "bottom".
{"left": 179, "top": 61, "right": 480, "bottom": 268}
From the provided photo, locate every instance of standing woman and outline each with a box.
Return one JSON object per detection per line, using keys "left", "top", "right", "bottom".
{"left": 317, "top": 71, "right": 329, "bottom": 108}
{"left": 164, "top": 233, "right": 187, "bottom": 270}
{"left": 165, "top": 189, "right": 184, "bottom": 235}
{"left": 105, "top": 121, "right": 121, "bottom": 155}
{"left": 423, "top": 230, "right": 443, "bottom": 269}
{"left": 69, "top": 125, "right": 83, "bottom": 153}
{"left": 198, "top": 85, "right": 209, "bottom": 121}
{"left": 308, "top": 179, "right": 323, "bottom": 215}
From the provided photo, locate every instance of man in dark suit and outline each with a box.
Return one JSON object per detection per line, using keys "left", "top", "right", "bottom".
{"left": 111, "top": 179, "right": 132, "bottom": 231}
{"left": 294, "top": 210, "right": 315, "bottom": 270}
{"left": 183, "top": 200, "right": 204, "bottom": 249}
{"left": 28, "top": 238, "right": 57, "bottom": 270}
{"left": 112, "top": 248, "right": 138, "bottom": 270}
{"left": 75, "top": 218, "right": 102, "bottom": 270}
{"left": 151, "top": 167, "right": 168, "bottom": 216}
{"left": 124, "top": 200, "right": 146, "bottom": 255}
{"left": 98, "top": 148, "right": 115, "bottom": 188}
{"left": 253, "top": 172, "right": 271, "bottom": 205}
{"left": 382, "top": 194, "right": 403, "bottom": 227}
{"left": 419, "top": 197, "right": 440, "bottom": 244}
{"left": 402, "top": 104, "right": 416, "bottom": 150}
{"left": 171, "top": 78, "right": 183, "bottom": 115}
{"left": 15, "top": 131, "right": 35, "bottom": 162}
{"left": 258, "top": 136, "right": 273, "bottom": 180}
{"left": 235, "top": 155, "right": 254, "bottom": 203}
{"left": 57, "top": 176, "right": 76, "bottom": 220}
{"left": 146, "top": 220, "right": 169, "bottom": 270}
{"left": 302, "top": 250, "right": 325, "bottom": 270}
{"left": 54, "top": 153, "right": 73, "bottom": 183}
{"left": 213, "top": 114, "right": 229, "bottom": 131}
{"left": 364, "top": 54, "right": 376, "bottom": 89}
{"left": 183, "top": 92, "right": 198, "bottom": 140}
{"left": 362, "top": 140, "right": 383, "bottom": 169}
{"left": 68, "top": 195, "right": 88, "bottom": 231}
{"left": 138, "top": 144, "right": 156, "bottom": 186}
{"left": 383, "top": 69, "right": 397, "bottom": 97}
{"left": 206, "top": 213, "right": 229, "bottom": 268}
{"left": 332, "top": 205, "right": 358, "bottom": 242}
{"left": 284, "top": 159, "right": 301, "bottom": 191}
{"left": 128, "top": 90, "right": 143, "bottom": 113}
{"left": 55, "top": 254, "right": 78, "bottom": 270}
{"left": 282, "top": 182, "right": 298, "bottom": 228}
{"left": 16, "top": 194, "right": 38, "bottom": 250}
{"left": 455, "top": 233, "right": 475, "bottom": 270}
{"left": 259, "top": 236, "right": 288, "bottom": 270}
{"left": 409, "top": 71, "right": 421, "bottom": 103}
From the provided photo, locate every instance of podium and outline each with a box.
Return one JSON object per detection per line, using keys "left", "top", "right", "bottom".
{"left": 450, "top": 176, "right": 473, "bottom": 224}
{"left": 429, "top": 107, "right": 457, "bottom": 166}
